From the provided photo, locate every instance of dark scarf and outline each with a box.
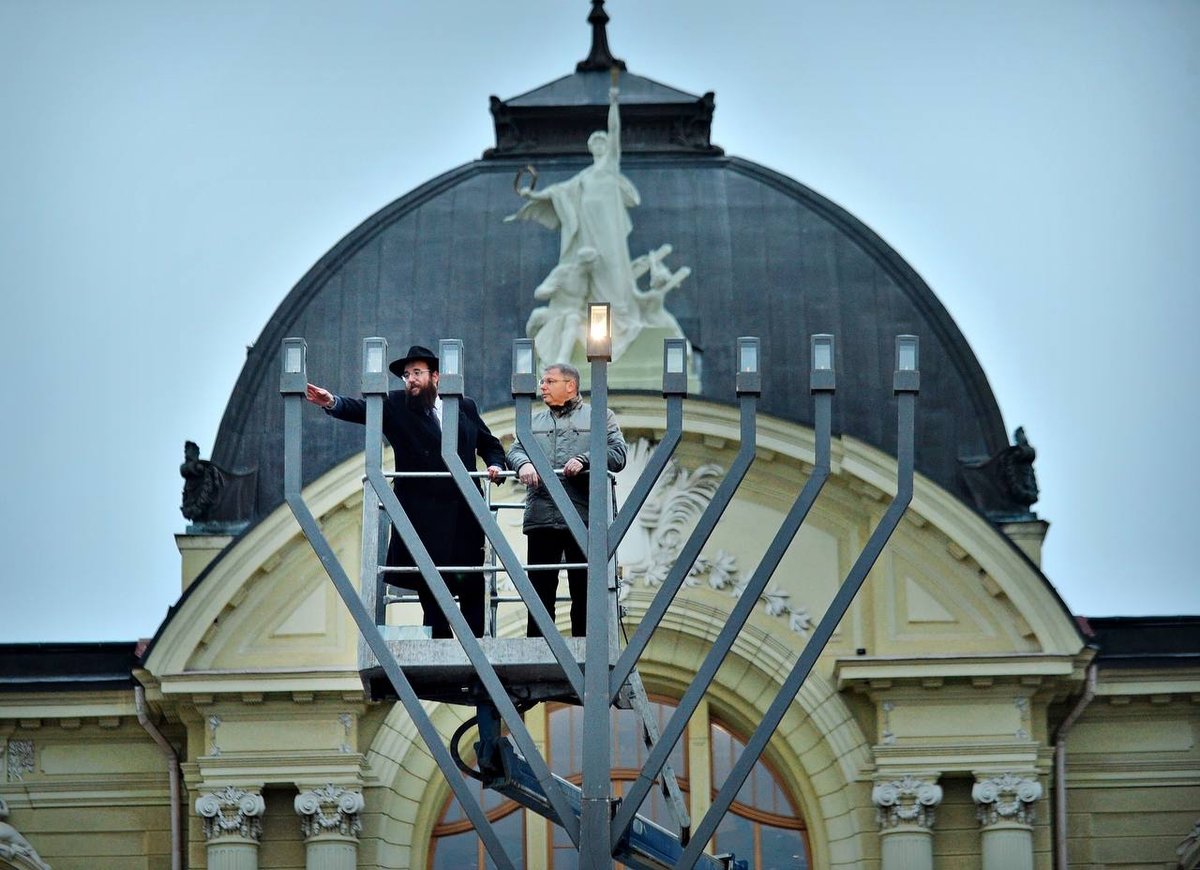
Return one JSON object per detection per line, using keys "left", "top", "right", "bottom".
{"left": 548, "top": 395, "right": 583, "bottom": 418}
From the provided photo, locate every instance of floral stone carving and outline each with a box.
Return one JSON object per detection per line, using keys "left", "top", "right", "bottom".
{"left": 872, "top": 775, "right": 943, "bottom": 830}
{"left": 195, "top": 786, "right": 266, "bottom": 842}
{"left": 294, "top": 784, "right": 365, "bottom": 839}
{"left": 618, "top": 439, "right": 813, "bottom": 636}
{"left": 972, "top": 773, "right": 1043, "bottom": 827}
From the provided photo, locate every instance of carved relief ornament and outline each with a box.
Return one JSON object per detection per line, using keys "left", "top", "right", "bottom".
{"left": 195, "top": 786, "right": 266, "bottom": 842}
{"left": 618, "top": 443, "right": 815, "bottom": 635}
{"left": 972, "top": 773, "right": 1043, "bottom": 827}
{"left": 872, "top": 775, "right": 943, "bottom": 830}
{"left": 294, "top": 784, "right": 365, "bottom": 840}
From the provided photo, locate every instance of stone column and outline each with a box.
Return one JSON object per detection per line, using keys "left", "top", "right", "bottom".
{"left": 195, "top": 786, "right": 266, "bottom": 870}
{"left": 972, "top": 772, "right": 1042, "bottom": 870}
{"left": 294, "top": 784, "right": 365, "bottom": 870}
{"left": 872, "top": 775, "right": 942, "bottom": 870}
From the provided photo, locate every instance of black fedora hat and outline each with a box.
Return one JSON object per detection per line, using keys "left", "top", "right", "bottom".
{"left": 389, "top": 344, "right": 439, "bottom": 377}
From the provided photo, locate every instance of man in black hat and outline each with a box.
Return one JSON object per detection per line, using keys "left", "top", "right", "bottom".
{"left": 306, "top": 345, "right": 506, "bottom": 638}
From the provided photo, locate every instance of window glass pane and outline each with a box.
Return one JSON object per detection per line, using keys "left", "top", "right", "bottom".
{"left": 430, "top": 778, "right": 525, "bottom": 869}
{"left": 753, "top": 760, "right": 771, "bottom": 807}
{"left": 432, "top": 830, "right": 477, "bottom": 869}
{"left": 552, "top": 847, "right": 579, "bottom": 870}
{"left": 485, "top": 810, "right": 524, "bottom": 869}
{"left": 760, "top": 824, "right": 808, "bottom": 869}
{"left": 711, "top": 722, "right": 733, "bottom": 782}
{"left": 550, "top": 702, "right": 572, "bottom": 771}
{"left": 614, "top": 706, "right": 640, "bottom": 766}
{"left": 714, "top": 810, "right": 754, "bottom": 863}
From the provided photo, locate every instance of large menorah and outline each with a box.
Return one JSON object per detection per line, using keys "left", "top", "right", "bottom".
{"left": 280, "top": 320, "right": 918, "bottom": 869}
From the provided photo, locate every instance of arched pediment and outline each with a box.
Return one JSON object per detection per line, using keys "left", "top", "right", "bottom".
{"left": 145, "top": 395, "right": 1082, "bottom": 689}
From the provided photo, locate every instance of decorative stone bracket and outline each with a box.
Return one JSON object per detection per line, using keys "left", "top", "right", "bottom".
{"left": 872, "top": 775, "right": 943, "bottom": 830}
{"left": 195, "top": 786, "right": 267, "bottom": 842}
{"left": 294, "top": 785, "right": 365, "bottom": 840}
{"left": 972, "top": 773, "right": 1042, "bottom": 827}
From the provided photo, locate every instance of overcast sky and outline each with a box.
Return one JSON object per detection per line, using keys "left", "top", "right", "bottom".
{"left": 1, "top": 0, "right": 1197, "bottom": 643}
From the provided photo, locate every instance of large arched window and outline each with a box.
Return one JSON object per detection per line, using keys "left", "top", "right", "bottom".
{"left": 708, "top": 721, "right": 809, "bottom": 868}
{"left": 430, "top": 699, "right": 810, "bottom": 868}
{"left": 429, "top": 777, "right": 525, "bottom": 869}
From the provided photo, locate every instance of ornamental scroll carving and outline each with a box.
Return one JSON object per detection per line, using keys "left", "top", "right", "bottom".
{"left": 872, "top": 775, "right": 943, "bottom": 830}
{"left": 972, "top": 773, "right": 1043, "bottom": 827}
{"left": 617, "top": 440, "right": 814, "bottom": 636}
{"left": 195, "top": 787, "right": 266, "bottom": 842}
{"left": 294, "top": 785, "right": 365, "bottom": 840}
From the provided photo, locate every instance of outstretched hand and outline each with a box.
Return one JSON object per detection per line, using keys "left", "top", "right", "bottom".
{"left": 306, "top": 383, "right": 335, "bottom": 409}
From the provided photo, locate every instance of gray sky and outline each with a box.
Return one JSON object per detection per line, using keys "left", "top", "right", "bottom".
{"left": 1, "top": 0, "right": 1197, "bottom": 643}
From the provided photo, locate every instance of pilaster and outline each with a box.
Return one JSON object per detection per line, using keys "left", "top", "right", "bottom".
{"left": 872, "top": 774, "right": 942, "bottom": 870}
{"left": 195, "top": 785, "right": 266, "bottom": 870}
{"left": 972, "top": 772, "right": 1042, "bottom": 870}
{"left": 294, "top": 784, "right": 364, "bottom": 870}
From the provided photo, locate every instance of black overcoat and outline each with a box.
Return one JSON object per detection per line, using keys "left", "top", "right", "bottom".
{"left": 328, "top": 391, "right": 506, "bottom": 589}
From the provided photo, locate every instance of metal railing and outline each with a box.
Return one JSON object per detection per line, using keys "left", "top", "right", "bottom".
{"left": 369, "top": 467, "right": 617, "bottom": 639}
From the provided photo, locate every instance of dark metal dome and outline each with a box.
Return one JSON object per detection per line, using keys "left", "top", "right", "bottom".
{"left": 209, "top": 8, "right": 1010, "bottom": 525}
{"left": 210, "top": 147, "right": 1010, "bottom": 523}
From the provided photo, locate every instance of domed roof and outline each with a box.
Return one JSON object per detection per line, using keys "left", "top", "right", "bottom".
{"left": 210, "top": 25, "right": 1011, "bottom": 526}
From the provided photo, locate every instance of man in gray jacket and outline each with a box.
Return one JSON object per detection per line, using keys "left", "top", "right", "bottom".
{"left": 506, "top": 362, "right": 627, "bottom": 637}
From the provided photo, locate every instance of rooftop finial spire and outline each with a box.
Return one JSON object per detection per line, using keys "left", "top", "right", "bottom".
{"left": 576, "top": 0, "right": 627, "bottom": 72}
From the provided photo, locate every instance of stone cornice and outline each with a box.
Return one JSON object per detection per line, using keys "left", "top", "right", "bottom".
{"left": 0, "top": 693, "right": 139, "bottom": 721}
{"left": 872, "top": 744, "right": 1045, "bottom": 776}
{"left": 834, "top": 652, "right": 1080, "bottom": 692}
{"left": 1092, "top": 670, "right": 1200, "bottom": 698}
{"left": 155, "top": 668, "right": 364, "bottom": 698}
{"left": 191, "top": 751, "right": 367, "bottom": 786}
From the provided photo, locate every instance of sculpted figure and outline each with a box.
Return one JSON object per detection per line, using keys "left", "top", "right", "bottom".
{"left": 1001, "top": 426, "right": 1039, "bottom": 507}
{"left": 0, "top": 799, "right": 51, "bottom": 869}
{"left": 526, "top": 248, "right": 596, "bottom": 366}
{"left": 180, "top": 440, "right": 225, "bottom": 522}
{"left": 631, "top": 243, "right": 691, "bottom": 329}
{"left": 507, "top": 86, "right": 645, "bottom": 360}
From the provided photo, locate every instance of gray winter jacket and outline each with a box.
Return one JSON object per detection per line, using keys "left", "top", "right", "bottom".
{"left": 506, "top": 397, "right": 627, "bottom": 531}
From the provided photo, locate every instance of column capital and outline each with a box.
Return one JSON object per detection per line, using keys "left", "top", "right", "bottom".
{"left": 972, "top": 772, "right": 1043, "bottom": 828}
{"left": 294, "top": 784, "right": 365, "bottom": 840}
{"left": 195, "top": 785, "right": 266, "bottom": 842}
{"left": 872, "top": 774, "right": 943, "bottom": 830}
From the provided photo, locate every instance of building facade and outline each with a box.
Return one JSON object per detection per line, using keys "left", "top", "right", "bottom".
{"left": 2, "top": 9, "right": 1197, "bottom": 869}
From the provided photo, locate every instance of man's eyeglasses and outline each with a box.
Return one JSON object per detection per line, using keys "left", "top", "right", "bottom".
{"left": 540, "top": 377, "right": 565, "bottom": 385}
{"left": 401, "top": 369, "right": 432, "bottom": 380}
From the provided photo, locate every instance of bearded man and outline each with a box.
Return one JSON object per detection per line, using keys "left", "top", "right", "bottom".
{"left": 306, "top": 345, "right": 505, "bottom": 638}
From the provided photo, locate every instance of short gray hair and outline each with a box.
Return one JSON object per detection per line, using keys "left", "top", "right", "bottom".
{"left": 545, "top": 362, "right": 580, "bottom": 389}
